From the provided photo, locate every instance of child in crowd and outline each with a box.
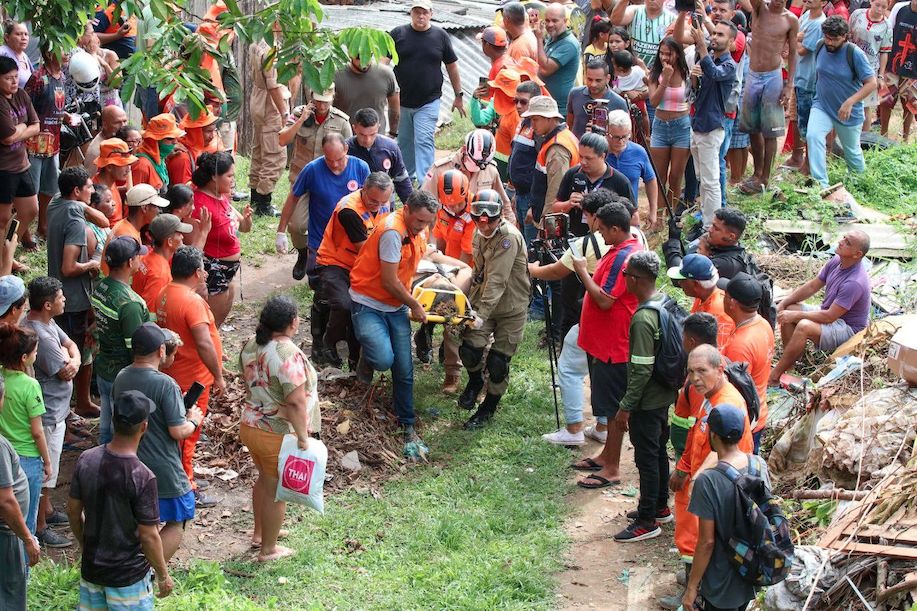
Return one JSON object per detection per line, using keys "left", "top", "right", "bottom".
{"left": 612, "top": 50, "right": 651, "bottom": 136}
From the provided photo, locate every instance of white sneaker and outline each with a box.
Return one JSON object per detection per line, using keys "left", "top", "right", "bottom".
{"left": 584, "top": 425, "right": 608, "bottom": 444}
{"left": 542, "top": 428, "right": 585, "bottom": 446}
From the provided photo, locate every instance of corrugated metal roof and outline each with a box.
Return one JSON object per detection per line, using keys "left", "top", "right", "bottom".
{"left": 322, "top": 2, "right": 498, "bottom": 126}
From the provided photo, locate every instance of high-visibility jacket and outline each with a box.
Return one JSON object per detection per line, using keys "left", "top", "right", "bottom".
{"left": 98, "top": 3, "right": 137, "bottom": 37}
{"left": 350, "top": 208, "right": 426, "bottom": 308}
{"left": 316, "top": 190, "right": 391, "bottom": 270}
{"left": 432, "top": 206, "right": 475, "bottom": 259}
{"left": 530, "top": 126, "right": 579, "bottom": 219}
{"left": 673, "top": 381, "right": 752, "bottom": 562}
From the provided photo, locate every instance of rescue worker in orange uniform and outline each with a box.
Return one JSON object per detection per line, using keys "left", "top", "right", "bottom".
{"left": 314, "top": 172, "right": 393, "bottom": 370}
{"left": 133, "top": 114, "right": 185, "bottom": 193}
{"left": 416, "top": 170, "right": 473, "bottom": 394}
{"left": 666, "top": 344, "right": 752, "bottom": 609}
{"left": 166, "top": 108, "right": 220, "bottom": 186}
{"left": 349, "top": 191, "right": 439, "bottom": 453}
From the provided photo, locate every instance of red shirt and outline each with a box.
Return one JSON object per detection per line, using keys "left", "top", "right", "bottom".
{"left": 578, "top": 237, "right": 642, "bottom": 364}
{"left": 193, "top": 189, "right": 240, "bottom": 260}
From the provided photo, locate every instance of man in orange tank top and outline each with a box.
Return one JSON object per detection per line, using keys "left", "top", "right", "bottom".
{"left": 349, "top": 191, "right": 439, "bottom": 453}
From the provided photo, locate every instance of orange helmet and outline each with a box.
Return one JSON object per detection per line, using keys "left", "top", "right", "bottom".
{"left": 437, "top": 169, "right": 470, "bottom": 207}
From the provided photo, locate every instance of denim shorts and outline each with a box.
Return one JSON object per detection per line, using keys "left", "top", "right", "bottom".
{"left": 650, "top": 115, "right": 692, "bottom": 149}
{"left": 795, "top": 88, "right": 816, "bottom": 138}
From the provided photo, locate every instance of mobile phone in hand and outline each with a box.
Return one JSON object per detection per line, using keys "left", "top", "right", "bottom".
{"left": 184, "top": 381, "right": 205, "bottom": 411}
{"left": 6, "top": 219, "right": 19, "bottom": 242}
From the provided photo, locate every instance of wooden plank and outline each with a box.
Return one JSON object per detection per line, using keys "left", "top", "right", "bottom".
{"left": 763, "top": 220, "right": 912, "bottom": 258}
{"left": 823, "top": 540, "right": 917, "bottom": 560}
{"left": 841, "top": 524, "right": 917, "bottom": 545}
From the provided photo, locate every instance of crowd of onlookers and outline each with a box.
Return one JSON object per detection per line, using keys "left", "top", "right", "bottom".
{"left": 0, "top": 0, "right": 912, "bottom": 607}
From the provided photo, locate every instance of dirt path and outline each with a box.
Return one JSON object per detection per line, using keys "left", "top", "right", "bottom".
{"left": 556, "top": 409, "right": 681, "bottom": 610}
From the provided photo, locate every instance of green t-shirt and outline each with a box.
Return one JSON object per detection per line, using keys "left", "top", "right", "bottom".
{"left": 91, "top": 276, "right": 151, "bottom": 382}
{"left": 0, "top": 370, "right": 46, "bottom": 456}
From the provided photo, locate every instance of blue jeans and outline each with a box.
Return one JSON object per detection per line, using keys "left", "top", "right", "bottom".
{"left": 719, "top": 117, "right": 735, "bottom": 208}
{"left": 558, "top": 326, "right": 602, "bottom": 426}
{"left": 97, "top": 375, "right": 115, "bottom": 445}
{"left": 351, "top": 302, "right": 415, "bottom": 425}
{"left": 398, "top": 99, "right": 441, "bottom": 181}
{"left": 514, "top": 192, "right": 538, "bottom": 246}
{"left": 19, "top": 456, "right": 43, "bottom": 535}
{"left": 806, "top": 106, "right": 865, "bottom": 188}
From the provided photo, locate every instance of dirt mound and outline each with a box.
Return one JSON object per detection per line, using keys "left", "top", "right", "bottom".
{"left": 202, "top": 371, "right": 408, "bottom": 493}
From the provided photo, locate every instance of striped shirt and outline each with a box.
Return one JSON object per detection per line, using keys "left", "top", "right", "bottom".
{"left": 628, "top": 6, "right": 676, "bottom": 68}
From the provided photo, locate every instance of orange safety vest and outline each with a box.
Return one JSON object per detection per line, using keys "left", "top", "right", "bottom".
{"left": 535, "top": 127, "right": 580, "bottom": 177}
{"left": 99, "top": 3, "right": 138, "bottom": 37}
{"left": 350, "top": 208, "right": 426, "bottom": 308}
{"left": 316, "top": 190, "right": 391, "bottom": 270}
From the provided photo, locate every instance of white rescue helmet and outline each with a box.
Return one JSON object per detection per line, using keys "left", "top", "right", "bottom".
{"left": 68, "top": 51, "right": 101, "bottom": 92}
{"left": 463, "top": 129, "right": 496, "bottom": 172}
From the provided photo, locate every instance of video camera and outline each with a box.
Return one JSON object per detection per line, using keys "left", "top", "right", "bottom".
{"left": 529, "top": 213, "right": 570, "bottom": 264}
{"left": 584, "top": 99, "right": 610, "bottom": 135}
{"left": 60, "top": 99, "right": 101, "bottom": 155}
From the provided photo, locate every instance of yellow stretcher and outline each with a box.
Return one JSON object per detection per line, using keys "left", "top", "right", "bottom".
{"left": 410, "top": 285, "right": 474, "bottom": 326}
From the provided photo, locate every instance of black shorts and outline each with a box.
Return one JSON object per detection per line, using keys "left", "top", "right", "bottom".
{"left": 318, "top": 265, "right": 352, "bottom": 311}
{"left": 588, "top": 358, "right": 628, "bottom": 419}
{"left": 0, "top": 168, "right": 37, "bottom": 204}
{"left": 204, "top": 256, "right": 240, "bottom": 295}
{"left": 55, "top": 310, "right": 89, "bottom": 352}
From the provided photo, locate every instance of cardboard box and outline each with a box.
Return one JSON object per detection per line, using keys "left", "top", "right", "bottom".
{"left": 888, "top": 322, "right": 917, "bottom": 386}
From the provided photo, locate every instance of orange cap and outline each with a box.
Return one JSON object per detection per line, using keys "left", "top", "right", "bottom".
{"left": 476, "top": 26, "right": 508, "bottom": 47}
{"left": 142, "top": 113, "right": 186, "bottom": 140}
{"left": 488, "top": 69, "right": 522, "bottom": 115}
{"left": 96, "top": 138, "right": 139, "bottom": 168}
{"left": 179, "top": 108, "right": 218, "bottom": 130}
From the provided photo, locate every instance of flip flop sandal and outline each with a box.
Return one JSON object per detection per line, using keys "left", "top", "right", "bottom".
{"left": 737, "top": 179, "right": 766, "bottom": 195}
{"left": 577, "top": 474, "right": 621, "bottom": 489}
{"left": 570, "top": 457, "right": 603, "bottom": 472}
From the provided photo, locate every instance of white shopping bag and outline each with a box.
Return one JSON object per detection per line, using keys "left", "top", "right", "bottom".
{"left": 275, "top": 434, "right": 327, "bottom": 514}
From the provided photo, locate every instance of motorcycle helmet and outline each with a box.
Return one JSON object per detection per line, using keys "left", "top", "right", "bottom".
{"left": 462, "top": 129, "right": 496, "bottom": 172}
{"left": 469, "top": 189, "right": 502, "bottom": 219}
{"left": 68, "top": 51, "right": 101, "bottom": 93}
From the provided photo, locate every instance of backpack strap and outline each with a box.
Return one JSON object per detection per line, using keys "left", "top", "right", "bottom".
{"left": 601, "top": 244, "right": 634, "bottom": 293}
{"left": 587, "top": 233, "right": 601, "bottom": 261}
{"left": 713, "top": 460, "right": 742, "bottom": 482}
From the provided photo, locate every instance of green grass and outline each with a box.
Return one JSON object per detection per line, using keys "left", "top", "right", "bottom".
{"left": 28, "top": 324, "right": 574, "bottom": 610}
{"left": 435, "top": 114, "right": 475, "bottom": 152}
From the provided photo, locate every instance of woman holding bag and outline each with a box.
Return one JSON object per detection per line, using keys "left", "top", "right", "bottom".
{"left": 239, "top": 296, "right": 318, "bottom": 562}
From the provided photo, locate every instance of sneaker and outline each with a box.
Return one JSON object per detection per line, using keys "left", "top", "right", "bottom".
{"left": 613, "top": 520, "right": 662, "bottom": 543}
{"left": 194, "top": 479, "right": 211, "bottom": 491}
{"left": 583, "top": 425, "right": 608, "bottom": 444}
{"left": 194, "top": 489, "right": 220, "bottom": 508}
{"left": 37, "top": 528, "right": 72, "bottom": 548}
{"left": 542, "top": 428, "right": 585, "bottom": 446}
{"left": 626, "top": 507, "right": 674, "bottom": 524}
{"left": 658, "top": 593, "right": 684, "bottom": 610}
{"left": 45, "top": 510, "right": 69, "bottom": 527}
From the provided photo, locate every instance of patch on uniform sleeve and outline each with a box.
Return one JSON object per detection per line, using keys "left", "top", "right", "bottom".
{"left": 501, "top": 238, "right": 511, "bottom": 249}
{"left": 383, "top": 158, "right": 392, "bottom": 170}
{"left": 347, "top": 180, "right": 358, "bottom": 191}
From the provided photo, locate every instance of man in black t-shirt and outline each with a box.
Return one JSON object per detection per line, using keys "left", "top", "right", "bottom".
{"left": 68, "top": 391, "right": 174, "bottom": 604}
{"left": 390, "top": 0, "right": 465, "bottom": 181}
{"left": 880, "top": 0, "right": 916, "bottom": 139}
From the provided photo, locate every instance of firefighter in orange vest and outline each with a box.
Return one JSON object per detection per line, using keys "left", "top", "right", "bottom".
{"left": 314, "top": 172, "right": 393, "bottom": 370}
{"left": 665, "top": 344, "right": 752, "bottom": 609}
{"left": 350, "top": 191, "right": 439, "bottom": 453}
{"left": 459, "top": 190, "right": 530, "bottom": 429}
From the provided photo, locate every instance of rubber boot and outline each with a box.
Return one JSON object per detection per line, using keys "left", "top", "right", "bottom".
{"left": 414, "top": 323, "right": 433, "bottom": 363}
{"left": 464, "top": 393, "right": 500, "bottom": 429}
{"left": 458, "top": 370, "right": 484, "bottom": 410}
{"left": 292, "top": 248, "right": 308, "bottom": 281}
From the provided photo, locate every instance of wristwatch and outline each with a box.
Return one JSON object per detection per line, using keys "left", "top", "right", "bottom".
{"left": 389, "top": 131, "right": 398, "bottom": 137}
{"left": 454, "top": 91, "right": 464, "bottom": 98}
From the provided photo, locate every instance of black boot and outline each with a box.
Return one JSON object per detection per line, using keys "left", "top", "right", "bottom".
{"left": 464, "top": 393, "right": 500, "bottom": 430}
{"left": 292, "top": 248, "right": 308, "bottom": 281}
{"left": 414, "top": 324, "right": 433, "bottom": 364}
{"left": 458, "top": 371, "right": 484, "bottom": 410}
{"left": 253, "top": 191, "right": 279, "bottom": 217}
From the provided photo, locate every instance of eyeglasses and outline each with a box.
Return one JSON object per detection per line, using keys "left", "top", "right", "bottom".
{"left": 608, "top": 133, "right": 630, "bottom": 142}
{"left": 513, "top": 98, "right": 530, "bottom": 105}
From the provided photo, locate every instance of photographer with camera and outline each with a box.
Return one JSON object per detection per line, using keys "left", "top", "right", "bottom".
{"left": 458, "top": 192, "right": 529, "bottom": 430}
{"left": 565, "top": 60, "right": 628, "bottom": 139}
{"left": 551, "top": 133, "right": 634, "bottom": 340}
{"left": 663, "top": 206, "right": 752, "bottom": 280}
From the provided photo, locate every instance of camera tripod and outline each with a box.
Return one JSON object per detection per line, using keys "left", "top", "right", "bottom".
{"left": 529, "top": 237, "right": 567, "bottom": 430}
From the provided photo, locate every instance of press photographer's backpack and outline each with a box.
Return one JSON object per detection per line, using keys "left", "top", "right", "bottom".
{"left": 724, "top": 360, "right": 761, "bottom": 430}
{"left": 638, "top": 294, "right": 689, "bottom": 390}
{"left": 740, "top": 252, "right": 777, "bottom": 330}
{"left": 714, "top": 456, "right": 794, "bottom": 587}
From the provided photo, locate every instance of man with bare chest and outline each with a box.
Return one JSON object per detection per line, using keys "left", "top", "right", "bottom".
{"left": 737, "top": 0, "right": 798, "bottom": 194}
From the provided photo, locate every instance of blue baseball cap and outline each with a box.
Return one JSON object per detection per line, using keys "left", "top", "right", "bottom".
{"left": 708, "top": 404, "right": 746, "bottom": 444}
{"left": 0, "top": 275, "right": 26, "bottom": 316}
{"left": 667, "top": 254, "right": 716, "bottom": 281}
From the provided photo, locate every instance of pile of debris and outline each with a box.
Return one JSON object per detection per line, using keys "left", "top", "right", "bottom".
{"left": 198, "top": 370, "right": 409, "bottom": 494}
